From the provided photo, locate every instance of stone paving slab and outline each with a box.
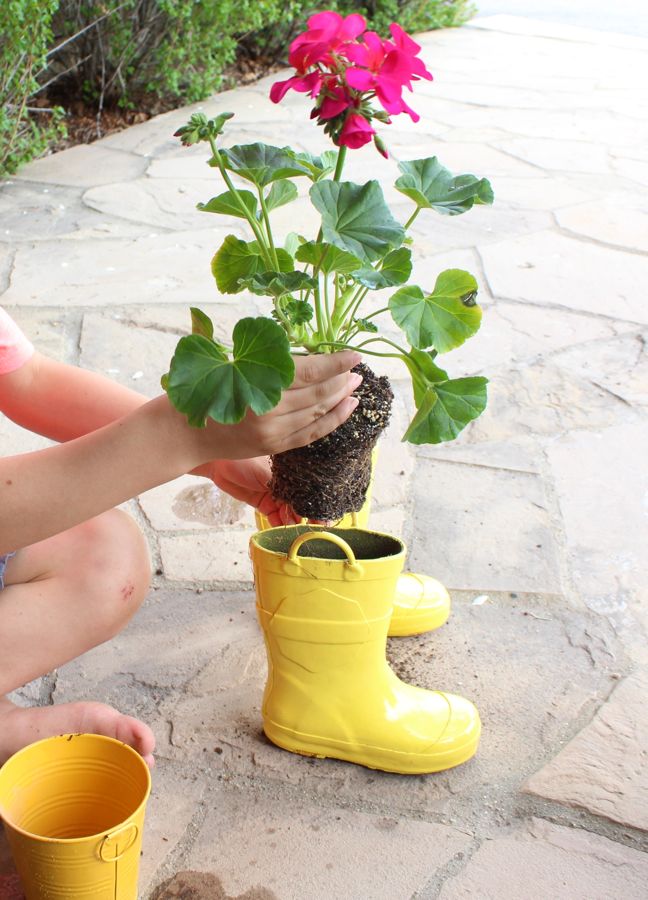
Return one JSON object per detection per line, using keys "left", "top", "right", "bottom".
{"left": 549, "top": 330, "right": 648, "bottom": 407}
{"left": 173, "top": 786, "right": 471, "bottom": 900}
{"left": 409, "top": 455, "right": 562, "bottom": 593}
{"left": 3, "top": 228, "right": 245, "bottom": 307}
{"left": 556, "top": 195, "right": 648, "bottom": 253}
{"left": 471, "top": 14, "right": 648, "bottom": 49}
{"left": 437, "top": 816, "right": 648, "bottom": 900}
{"left": 479, "top": 230, "right": 648, "bottom": 324}
{"left": 523, "top": 668, "right": 648, "bottom": 831}
{"left": 544, "top": 422, "right": 648, "bottom": 661}
{"left": 441, "top": 304, "right": 624, "bottom": 380}
{"left": 0, "top": 180, "right": 136, "bottom": 243}
{"left": 13, "top": 143, "right": 149, "bottom": 188}
{"left": 465, "top": 359, "right": 638, "bottom": 444}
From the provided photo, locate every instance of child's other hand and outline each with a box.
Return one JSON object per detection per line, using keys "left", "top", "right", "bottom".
{"left": 198, "top": 457, "right": 301, "bottom": 525}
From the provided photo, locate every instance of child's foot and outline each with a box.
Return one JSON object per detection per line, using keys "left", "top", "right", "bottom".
{"left": 0, "top": 697, "right": 155, "bottom": 768}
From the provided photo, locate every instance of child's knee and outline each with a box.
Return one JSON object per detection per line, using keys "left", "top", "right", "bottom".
{"left": 75, "top": 510, "right": 151, "bottom": 637}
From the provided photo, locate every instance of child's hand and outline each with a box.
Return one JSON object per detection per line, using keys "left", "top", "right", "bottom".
{"left": 190, "top": 350, "right": 362, "bottom": 462}
{"left": 198, "top": 457, "right": 301, "bottom": 525}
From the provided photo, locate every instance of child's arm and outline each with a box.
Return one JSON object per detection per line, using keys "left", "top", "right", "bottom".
{"left": 0, "top": 350, "right": 360, "bottom": 553}
{"left": 0, "top": 352, "right": 146, "bottom": 441}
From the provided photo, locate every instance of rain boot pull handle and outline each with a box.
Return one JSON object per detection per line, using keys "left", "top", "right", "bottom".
{"left": 287, "top": 531, "right": 362, "bottom": 573}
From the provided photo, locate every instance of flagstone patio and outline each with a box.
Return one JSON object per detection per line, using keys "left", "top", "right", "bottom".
{"left": 1, "top": 14, "right": 647, "bottom": 899}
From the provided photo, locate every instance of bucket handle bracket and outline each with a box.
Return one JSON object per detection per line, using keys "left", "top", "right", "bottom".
{"left": 98, "top": 822, "right": 139, "bottom": 862}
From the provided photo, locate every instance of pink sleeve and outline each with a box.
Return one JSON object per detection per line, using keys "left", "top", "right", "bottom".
{"left": 0, "top": 307, "right": 34, "bottom": 374}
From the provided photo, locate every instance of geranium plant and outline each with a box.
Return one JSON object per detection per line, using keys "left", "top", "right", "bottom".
{"left": 163, "top": 10, "right": 493, "bottom": 520}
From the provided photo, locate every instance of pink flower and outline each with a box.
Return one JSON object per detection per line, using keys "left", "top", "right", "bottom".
{"left": 338, "top": 113, "right": 375, "bottom": 149}
{"left": 317, "top": 77, "right": 354, "bottom": 120}
{"left": 289, "top": 11, "right": 367, "bottom": 72}
{"left": 270, "top": 70, "right": 322, "bottom": 104}
{"left": 345, "top": 26, "right": 433, "bottom": 122}
{"left": 269, "top": 13, "right": 433, "bottom": 137}
{"left": 342, "top": 30, "right": 385, "bottom": 71}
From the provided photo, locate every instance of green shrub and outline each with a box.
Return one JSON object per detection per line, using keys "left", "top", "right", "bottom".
{"left": 46, "top": 0, "right": 474, "bottom": 110}
{"left": 47, "top": 0, "right": 309, "bottom": 108}
{"left": 0, "top": 0, "right": 65, "bottom": 177}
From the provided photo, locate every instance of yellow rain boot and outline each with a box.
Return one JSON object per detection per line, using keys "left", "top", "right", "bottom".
{"left": 254, "top": 510, "right": 451, "bottom": 639}
{"left": 249, "top": 526, "right": 480, "bottom": 774}
{"left": 387, "top": 572, "right": 451, "bottom": 637}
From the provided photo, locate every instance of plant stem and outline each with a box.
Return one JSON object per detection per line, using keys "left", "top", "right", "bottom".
{"left": 273, "top": 302, "right": 292, "bottom": 334}
{"left": 257, "top": 187, "right": 280, "bottom": 269}
{"left": 312, "top": 337, "right": 408, "bottom": 359}
{"left": 363, "top": 306, "right": 391, "bottom": 320}
{"left": 208, "top": 137, "right": 272, "bottom": 266}
{"left": 404, "top": 206, "right": 422, "bottom": 230}
{"left": 323, "top": 273, "right": 333, "bottom": 340}
{"left": 355, "top": 336, "right": 409, "bottom": 356}
{"left": 345, "top": 286, "right": 371, "bottom": 331}
{"left": 333, "top": 145, "right": 347, "bottom": 181}
{"left": 312, "top": 278, "right": 325, "bottom": 344}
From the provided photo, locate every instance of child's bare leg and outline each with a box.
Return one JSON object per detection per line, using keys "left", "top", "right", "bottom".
{"left": 0, "top": 509, "right": 155, "bottom": 766}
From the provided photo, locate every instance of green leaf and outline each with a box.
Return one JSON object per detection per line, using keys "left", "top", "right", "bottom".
{"left": 354, "top": 318, "right": 378, "bottom": 334}
{"left": 400, "top": 348, "right": 449, "bottom": 406}
{"left": 238, "top": 270, "right": 317, "bottom": 298}
{"left": 265, "top": 180, "right": 298, "bottom": 213}
{"left": 283, "top": 299, "right": 314, "bottom": 325}
{"left": 389, "top": 270, "right": 482, "bottom": 352}
{"left": 211, "top": 236, "right": 293, "bottom": 294}
{"left": 190, "top": 307, "right": 214, "bottom": 340}
{"left": 287, "top": 149, "right": 338, "bottom": 181}
{"left": 211, "top": 236, "right": 265, "bottom": 294}
{"left": 198, "top": 189, "right": 257, "bottom": 219}
{"left": 284, "top": 232, "right": 301, "bottom": 256}
{"left": 165, "top": 318, "right": 295, "bottom": 426}
{"left": 352, "top": 247, "right": 412, "bottom": 289}
{"left": 219, "top": 143, "right": 311, "bottom": 188}
{"left": 295, "top": 241, "right": 362, "bottom": 275}
{"left": 404, "top": 377, "right": 488, "bottom": 444}
{"left": 396, "top": 157, "right": 494, "bottom": 216}
{"left": 310, "top": 180, "right": 405, "bottom": 263}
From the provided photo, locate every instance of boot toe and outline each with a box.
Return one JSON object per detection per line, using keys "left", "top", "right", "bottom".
{"left": 422, "top": 691, "right": 481, "bottom": 770}
{"left": 388, "top": 573, "right": 451, "bottom": 637}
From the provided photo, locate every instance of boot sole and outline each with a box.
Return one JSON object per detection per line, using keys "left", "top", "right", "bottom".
{"left": 263, "top": 719, "right": 480, "bottom": 774}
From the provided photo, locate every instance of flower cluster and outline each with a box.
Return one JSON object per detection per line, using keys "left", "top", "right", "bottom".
{"left": 270, "top": 10, "right": 433, "bottom": 155}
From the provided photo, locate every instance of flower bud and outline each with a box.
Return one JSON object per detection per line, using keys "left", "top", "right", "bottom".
{"left": 373, "top": 134, "right": 389, "bottom": 159}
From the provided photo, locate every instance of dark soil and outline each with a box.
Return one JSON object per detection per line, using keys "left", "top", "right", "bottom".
{"left": 270, "top": 363, "right": 393, "bottom": 521}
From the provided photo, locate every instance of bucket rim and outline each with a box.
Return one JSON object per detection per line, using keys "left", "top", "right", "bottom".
{"left": 0, "top": 732, "right": 151, "bottom": 845}
{"left": 250, "top": 524, "right": 406, "bottom": 560}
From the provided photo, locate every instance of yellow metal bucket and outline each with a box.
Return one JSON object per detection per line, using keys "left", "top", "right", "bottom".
{"left": 0, "top": 733, "right": 151, "bottom": 900}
